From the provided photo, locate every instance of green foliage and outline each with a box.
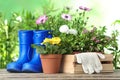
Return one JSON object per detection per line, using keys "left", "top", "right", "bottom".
{"left": 112, "top": 20, "right": 120, "bottom": 25}
{"left": 77, "top": 26, "right": 114, "bottom": 52}
{"left": 32, "top": 43, "right": 66, "bottom": 55}
{"left": 108, "top": 20, "right": 120, "bottom": 69}
{"left": 0, "top": 12, "right": 19, "bottom": 68}
{"left": 12, "top": 11, "right": 37, "bottom": 30}
{"left": 108, "top": 30, "right": 120, "bottom": 69}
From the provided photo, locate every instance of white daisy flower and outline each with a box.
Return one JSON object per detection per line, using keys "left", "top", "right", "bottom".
{"left": 68, "top": 29, "right": 78, "bottom": 35}
{"left": 59, "top": 25, "right": 69, "bottom": 33}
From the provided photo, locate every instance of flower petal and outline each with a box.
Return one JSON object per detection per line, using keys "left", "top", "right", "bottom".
{"left": 59, "top": 25, "right": 69, "bottom": 33}
{"left": 36, "top": 15, "right": 48, "bottom": 24}
{"left": 61, "top": 14, "right": 72, "bottom": 21}
{"left": 68, "top": 29, "right": 78, "bottom": 35}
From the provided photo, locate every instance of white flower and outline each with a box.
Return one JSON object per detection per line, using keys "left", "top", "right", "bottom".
{"left": 59, "top": 25, "right": 69, "bottom": 33}
{"left": 68, "top": 29, "right": 78, "bottom": 35}
{"left": 16, "top": 16, "right": 22, "bottom": 22}
{"left": 4, "top": 19, "right": 8, "bottom": 25}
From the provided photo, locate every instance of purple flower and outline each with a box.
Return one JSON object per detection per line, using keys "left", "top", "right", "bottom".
{"left": 82, "top": 28, "right": 89, "bottom": 33}
{"left": 79, "top": 6, "right": 84, "bottom": 10}
{"left": 61, "top": 14, "right": 72, "bottom": 21}
{"left": 95, "top": 40, "right": 100, "bottom": 43}
{"left": 84, "top": 7, "right": 91, "bottom": 11}
{"left": 79, "top": 6, "right": 91, "bottom": 11}
{"left": 36, "top": 15, "right": 48, "bottom": 24}
{"left": 91, "top": 36, "right": 96, "bottom": 41}
{"left": 91, "top": 27, "right": 97, "bottom": 32}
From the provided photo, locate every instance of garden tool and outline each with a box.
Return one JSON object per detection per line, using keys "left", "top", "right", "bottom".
{"left": 7, "top": 30, "right": 33, "bottom": 72}
{"left": 75, "top": 52, "right": 105, "bottom": 74}
{"left": 22, "top": 30, "right": 52, "bottom": 73}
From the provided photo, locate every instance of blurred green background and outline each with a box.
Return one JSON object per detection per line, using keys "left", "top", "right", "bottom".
{"left": 0, "top": 0, "right": 69, "bottom": 18}
{"left": 0, "top": 0, "right": 46, "bottom": 18}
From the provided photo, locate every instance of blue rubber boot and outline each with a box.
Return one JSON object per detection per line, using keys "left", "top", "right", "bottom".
{"left": 7, "top": 30, "right": 33, "bottom": 72}
{"left": 22, "top": 30, "right": 52, "bottom": 73}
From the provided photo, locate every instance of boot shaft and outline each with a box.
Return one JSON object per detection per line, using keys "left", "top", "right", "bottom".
{"left": 18, "top": 30, "right": 34, "bottom": 62}
{"left": 19, "top": 30, "right": 33, "bottom": 44}
{"left": 33, "top": 30, "right": 52, "bottom": 44}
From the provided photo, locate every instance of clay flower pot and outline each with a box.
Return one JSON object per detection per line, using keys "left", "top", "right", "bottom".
{"left": 40, "top": 54, "right": 62, "bottom": 74}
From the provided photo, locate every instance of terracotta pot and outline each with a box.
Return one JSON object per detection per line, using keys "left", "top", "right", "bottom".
{"left": 40, "top": 54, "right": 62, "bottom": 74}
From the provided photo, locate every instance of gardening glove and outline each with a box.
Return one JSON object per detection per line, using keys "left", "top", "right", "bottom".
{"left": 75, "top": 52, "right": 105, "bottom": 74}
{"left": 83, "top": 53, "right": 94, "bottom": 74}
{"left": 93, "top": 52, "right": 105, "bottom": 73}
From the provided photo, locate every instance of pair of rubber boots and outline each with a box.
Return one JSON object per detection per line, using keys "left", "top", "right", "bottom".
{"left": 7, "top": 30, "right": 52, "bottom": 73}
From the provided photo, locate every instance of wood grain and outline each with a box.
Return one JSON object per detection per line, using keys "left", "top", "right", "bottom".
{"left": 61, "top": 54, "right": 114, "bottom": 73}
{"left": 0, "top": 69, "right": 120, "bottom": 80}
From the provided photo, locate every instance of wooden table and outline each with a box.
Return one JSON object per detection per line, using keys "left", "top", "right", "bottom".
{"left": 0, "top": 69, "right": 120, "bottom": 80}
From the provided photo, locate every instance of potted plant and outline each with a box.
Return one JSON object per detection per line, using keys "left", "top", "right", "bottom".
{"left": 32, "top": 37, "right": 71, "bottom": 74}
{"left": 78, "top": 26, "right": 114, "bottom": 53}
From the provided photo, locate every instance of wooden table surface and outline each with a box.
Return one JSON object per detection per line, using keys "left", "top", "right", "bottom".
{"left": 0, "top": 69, "right": 120, "bottom": 80}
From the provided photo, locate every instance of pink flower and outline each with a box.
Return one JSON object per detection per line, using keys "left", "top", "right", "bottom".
{"left": 36, "top": 15, "right": 48, "bottom": 24}
{"left": 84, "top": 7, "right": 91, "bottom": 11}
{"left": 91, "top": 27, "right": 97, "bottom": 32}
{"left": 61, "top": 14, "right": 72, "bottom": 21}
{"left": 79, "top": 6, "right": 84, "bottom": 10}
{"left": 79, "top": 6, "right": 91, "bottom": 11}
{"left": 82, "top": 28, "right": 89, "bottom": 33}
{"left": 91, "top": 36, "right": 96, "bottom": 41}
{"left": 95, "top": 40, "right": 100, "bottom": 43}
